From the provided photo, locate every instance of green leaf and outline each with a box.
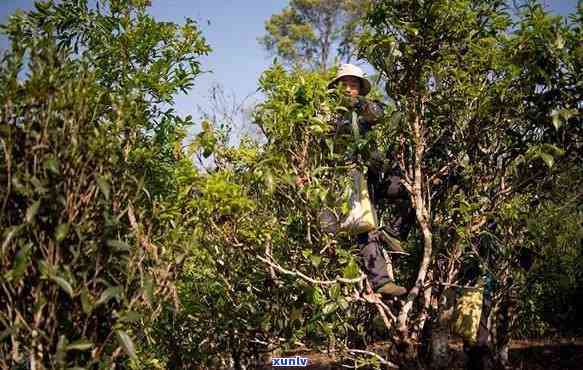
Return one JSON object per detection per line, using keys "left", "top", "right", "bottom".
{"left": 80, "top": 288, "right": 94, "bottom": 315}
{"left": 51, "top": 275, "right": 74, "bottom": 297}
{"left": 338, "top": 297, "right": 349, "bottom": 310}
{"left": 325, "top": 138, "right": 334, "bottom": 155}
{"left": 30, "top": 176, "right": 47, "bottom": 194}
{"left": 0, "top": 326, "right": 15, "bottom": 342}
{"left": 143, "top": 277, "right": 154, "bottom": 303}
{"left": 289, "top": 306, "right": 302, "bottom": 322}
{"left": 116, "top": 330, "right": 136, "bottom": 358}
{"left": 551, "top": 108, "right": 576, "bottom": 131}
{"left": 560, "top": 108, "right": 577, "bottom": 122}
{"left": 319, "top": 322, "right": 333, "bottom": 336}
{"left": 1, "top": 225, "right": 23, "bottom": 253}
{"left": 119, "top": 311, "right": 142, "bottom": 323}
{"left": 342, "top": 259, "right": 360, "bottom": 279}
{"left": 96, "top": 176, "right": 110, "bottom": 200}
{"left": 97, "top": 286, "right": 121, "bottom": 306}
{"left": 265, "top": 172, "right": 274, "bottom": 192}
{"left": 26, "top": 200, "right": 41, "bottom": 223}
{"left": 67, "top": 339, "right": 93, "bottom": 351}
{"left": 309, "top": 125, "right": 324, "bottom": 134}
{"left": 539, "top": 153, "right": 554, "bottom": 169}
{"left": 107, "top": 239, "right": 131, "bottom": 252}
{"left": 43, "top": 158, "right": 60, "bottom": 174}
{"left": 554, "top": 33, "right": 565, "bottom": 49}
{"left": 309, "top": 254, "right": 322, "bottom": 268}
{"left": 541, "top": 144, "right": 565, "bottom": 157}
{"left": 56, "top": 335, "right": 67, "bottom": 365}
{"left": 322, "top": 302, "right": 337, "bottom": 315}
{"left": 55, "top": 223, "right": 70, "bottom": 242}
{"left": 551, "top": 110, "right": 561, "bottom": 130}
{"left": 329, "top": 284, "right": 340, "bottom": 299}
{"left": 10, "top": 243, "right": 32, "bottom": 282}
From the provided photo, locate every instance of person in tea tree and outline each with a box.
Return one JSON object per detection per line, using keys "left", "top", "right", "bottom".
{"left": 325, "top": 64, "right": 415, "bottom": 297}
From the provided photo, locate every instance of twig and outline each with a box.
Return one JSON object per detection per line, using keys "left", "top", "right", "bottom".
{"left": 557, "top": 192, "right": 583, "bottom": 210}
{"left": 364, "top": 280, "right": 397, "bottom": 324}
{"left": 386, "top": 250, "right": 410, "bottom": 255}
{"left": 346, "top": 348, "right": 399, "bottom": 369}
{"left": 347, "top": 289, "right": 397, "bottom": 324}
{"left": 248, "top": 338, "right": 270, "bottom": 346}
{"left": 128, "top": 203, "right": 158, "bottom": 259}
{"left": 265, "top": 237, "right": 277, "bottom": 281}
{"left": 0, "top": 137, "right": 11, "bottom": 215}
{"left": 436, "top": 281, "right": 477, "bottom": 289}
{"left": 381, "top": 248, "right": 394, "bottom": 281}
{"left": 257, "top": 255, "right": 366, "bottom": 285}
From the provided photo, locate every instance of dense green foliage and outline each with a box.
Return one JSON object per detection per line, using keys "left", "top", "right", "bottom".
{"left": 0, "top": 0, "right": 209, "bottom": 367}
{"left": 148, "top": 66, "right": 386, "bottom": 368}
{"left": 0, "top": 0, "right": 581, "bottom": 369}
{"left": 357, "top": 0, "right": 581, "bottom": 364}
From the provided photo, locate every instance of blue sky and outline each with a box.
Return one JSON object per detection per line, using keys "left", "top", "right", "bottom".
{"left": 1, "top": 0, "right": 580, "bottom": 127}
{"left": 0, "top": 0, "right": 289, "bottom": 123}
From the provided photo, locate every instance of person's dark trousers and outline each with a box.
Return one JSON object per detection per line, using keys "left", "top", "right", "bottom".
{"left": 359, "top": 167, "right": 414, "bottom": 290}
{"left": 367, "top": 167, "right": 415, "bottom": 240}
{"left": 357, "top": 231, "right": 390, "bottom": 290}
{"left": 384, "top": 175, "right": 415, "bottom": 237}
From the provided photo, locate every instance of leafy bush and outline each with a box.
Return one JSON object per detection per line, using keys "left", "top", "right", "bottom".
{"left": 0, "top": 1, "right": 208, "bottom": 367}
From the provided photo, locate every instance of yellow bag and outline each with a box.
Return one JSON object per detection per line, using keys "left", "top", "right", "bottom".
{"left": 338, "top": 168, "right": 377, "bottom": 234}
{"left": 337, "top": 111, "right": 377, "bottom": 235}
{"left": 452, "top": 284, "right": 484, "bottom": 344}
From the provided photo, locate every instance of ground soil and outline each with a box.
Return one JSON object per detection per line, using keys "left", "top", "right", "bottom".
{"left": 256, "top": 338, "right": 583, "bottom": 369}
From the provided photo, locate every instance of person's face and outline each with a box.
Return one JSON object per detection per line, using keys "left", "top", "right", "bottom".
{"left": 338, "top": 76, "right": 361, "bottom": 98}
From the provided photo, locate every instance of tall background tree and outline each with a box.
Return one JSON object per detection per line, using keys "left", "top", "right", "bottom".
{"left": 259, "top": 0, "right": 370, "bottom": 69}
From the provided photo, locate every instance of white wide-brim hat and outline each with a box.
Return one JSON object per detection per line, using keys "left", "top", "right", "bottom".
{"left": 328, "top": 63, "right": 371, "bottom": 96}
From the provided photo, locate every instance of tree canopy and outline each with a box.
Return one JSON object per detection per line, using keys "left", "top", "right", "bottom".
{"left": 259, "top": 0, "right": 370, "bottom": 69}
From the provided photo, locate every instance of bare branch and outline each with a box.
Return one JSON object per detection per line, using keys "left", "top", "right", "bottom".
{"left": 257, "top": 255, "right": 366, "bottom": 285}
{"left": 128, "top": 203, "right": 158, "bottom": 259}
{"left": 437, "top": 281, "right": 473, "bottom": 289}
{"left": 265, "top": 237, "right": 277, "bottom": 281}
{"left": 345, "top": 348, "right": 399, "bottom": 369}
{"left": 429, "top": 165, "right": 450, "bottom": 184}
{"left": 381, "top": 248, "right": 395, "bottom": 281}
{"left": 364, "top": 279, "right": 397, "bottom": 323}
